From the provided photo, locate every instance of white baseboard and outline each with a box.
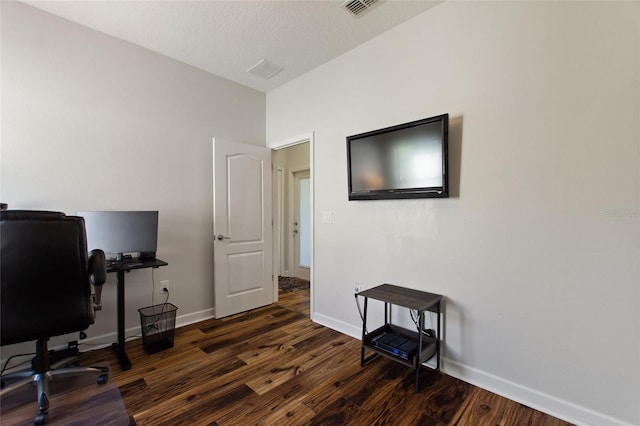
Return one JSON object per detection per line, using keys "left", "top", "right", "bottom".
{"left": 443, "top": 359, "right": 633, "bottom": 426}
{"left": 311, "top": 312, "right": 632, "bottom": 426}
{"left": 77, "top": 308, "right": 216, "bottom": 353}
{"left": 175, "top": 307, "right": 215, "bottom": 328}
{"left": 312, "top": 311, "right": 361, "bottom": 338}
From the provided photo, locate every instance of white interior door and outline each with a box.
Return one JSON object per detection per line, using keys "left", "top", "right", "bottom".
{"left": 293, "top": 170, "right": 310, "bottom": 281}
{"left": 213, "top": 138, "right": 274, "bottom": 318}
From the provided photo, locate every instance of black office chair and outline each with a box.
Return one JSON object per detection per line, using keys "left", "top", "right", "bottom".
{"left": 0, "top": 210, "right": 109, "bottom": 425}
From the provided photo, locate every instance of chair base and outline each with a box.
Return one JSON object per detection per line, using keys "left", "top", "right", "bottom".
{"left": 1, "top": 345, "right": 108, "bottom": 425}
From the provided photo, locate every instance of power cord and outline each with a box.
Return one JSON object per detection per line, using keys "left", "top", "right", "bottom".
{"left": 410, "top": 309, "right": 437, "bottom": 338}
{"left": 354, "top": 293, "right": 368, "bottom": 334}
{"left": 81, "top": 271, "right": 168, "bottom": 348}
{"left": 144, "top": 288, "right": 170, "bottom": 334}
{"left": 1, "top": 353, "right": 35, "bottom": 375}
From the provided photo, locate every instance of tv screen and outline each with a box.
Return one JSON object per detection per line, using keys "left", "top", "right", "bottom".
{"left": 347, "top": 113, "right": 449, "bottom": 200}
{"left": 77, "top": 211, "right": 158, "bottom": 256}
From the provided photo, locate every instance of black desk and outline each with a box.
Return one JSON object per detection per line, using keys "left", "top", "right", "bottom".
{"left": 107, "top": 258, "right": 168, "bottom": 370}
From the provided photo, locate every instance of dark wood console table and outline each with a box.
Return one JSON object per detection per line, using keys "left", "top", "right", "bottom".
{"left": 107, "top": 258, "right": 168, "bottom": 370}
{"left": 357, "top": 284, "right": 443, "bottom": 393}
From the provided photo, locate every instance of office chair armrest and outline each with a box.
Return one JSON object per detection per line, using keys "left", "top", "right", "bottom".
{"left": 89, "top": 249, "right": 106, "bottom": 311}
{"left": 89, "top": 249, "right": 106, "bottom": 285}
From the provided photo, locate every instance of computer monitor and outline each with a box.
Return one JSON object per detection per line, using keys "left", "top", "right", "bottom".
{"left": 77, "top": 211, "right": 158, "bottom": 259}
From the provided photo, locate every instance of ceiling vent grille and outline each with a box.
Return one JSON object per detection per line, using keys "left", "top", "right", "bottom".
{"left": 341, "top": 0, "right": 382, "bottom": 17}
{"left": 247, "top": 59, "right": 284, "bottom": 80}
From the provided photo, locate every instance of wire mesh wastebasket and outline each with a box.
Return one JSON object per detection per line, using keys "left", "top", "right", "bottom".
{"left": 138, "top": 303, "right": 178, "bottom": 354}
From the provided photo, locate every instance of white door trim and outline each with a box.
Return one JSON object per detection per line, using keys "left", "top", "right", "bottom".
{"left": 276, "top": 167, "right": 285, "bottom": 277}
{"left": 269, "top": 133, "right": 315, "bottom": 320}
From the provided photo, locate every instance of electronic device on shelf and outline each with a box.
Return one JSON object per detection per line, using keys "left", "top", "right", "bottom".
{"left": 372, "top": 331, "right": 418, "bottom": 360}
{"left": 77, "top": 210, "right": 158, "bottom": 261}
{"left": 346, "top": 113, "right": 449, "bottom": 200}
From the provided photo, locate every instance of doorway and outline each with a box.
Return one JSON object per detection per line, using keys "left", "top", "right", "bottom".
{"left": 272, "top": 136, "right": 312, "bottom": 315}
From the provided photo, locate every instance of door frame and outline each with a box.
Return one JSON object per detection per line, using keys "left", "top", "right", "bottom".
{"left": 276, "top": 166, "right": 285, "bottom": 278}
{"left": 268, "top": 132, "right": 314, "bottom": 320}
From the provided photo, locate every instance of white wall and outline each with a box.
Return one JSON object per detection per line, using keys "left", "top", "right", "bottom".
{"left": 1, "top": 2, "right": 265, "bottom": 352}
{"left": 267, "top": 2, "right": 639, "bottom": 425}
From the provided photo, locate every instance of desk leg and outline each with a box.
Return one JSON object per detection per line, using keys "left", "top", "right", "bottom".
{"left": 113, "top": 270, "right": 132, "bottom": 371}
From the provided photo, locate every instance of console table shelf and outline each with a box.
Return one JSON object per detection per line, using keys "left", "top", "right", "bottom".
{"left": 357, "top": 284, "right": 443, "bottom": 393}
{"left": 362, "top": 324, "right": 438, "bottom": 369}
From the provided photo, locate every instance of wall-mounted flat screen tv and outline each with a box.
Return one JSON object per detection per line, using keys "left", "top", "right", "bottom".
{"left": 347, "top": 113, "right": 449, "bottom": 200}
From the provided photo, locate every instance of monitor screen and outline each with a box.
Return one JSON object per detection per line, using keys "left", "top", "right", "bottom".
{"left": 77, "top": 211, "right": 158, "bottom": 255}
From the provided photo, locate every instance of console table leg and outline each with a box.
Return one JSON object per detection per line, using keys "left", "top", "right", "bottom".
{"left": 436, "top": 301, "right": 441, "bottom": 371}
{"left": 416, "top": 310, "right": 425, "bottom": 393}
{"left": 361, "top": 297, "right": 368, "bottom": 367}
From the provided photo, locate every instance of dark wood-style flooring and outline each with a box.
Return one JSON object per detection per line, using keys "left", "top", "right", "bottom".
{"left": 79, "top": 289, "right": 573, "bottom": 425}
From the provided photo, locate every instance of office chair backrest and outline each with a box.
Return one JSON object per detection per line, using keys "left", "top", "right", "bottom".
{"left": 1, "top": 210, "right": 94, "bottom": 346}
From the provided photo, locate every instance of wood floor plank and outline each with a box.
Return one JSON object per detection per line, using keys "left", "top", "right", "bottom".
{"left": 418, "top": 372, "right": 474, "bottom": 423}
{"left": 214, "top": 338, "right": 361, "bottom": 425}
{"left": 356, "top": 365, "right": 471, "bottom": 425}
{"left": 308, "top": 396, "right": 361, "bottom": 425}
{"left": 122, "top": 345, "right": 208, "bottom": 386}
{"left": 232, "top": 318, "right": 337, "bottom": 366}
{"left": 221, "top": 329, "right": 291, "bottom": 360}
{"left": 454, "top": 387, "right": 511, "bottom": 426}
{"left": 300, "top": 351, "right": 396, "bottom": 413}
{"left": 456, "top": 387, "right": 574, "bottom": 426}
{"left": 245, "top": 329, "right": 356, "bottom": 395}
{"left": 277, "top": 288, "right": 310, "bottom": 314}
{"left": 235, "top": 337, "right": 294, "bottom": 365}
{"left": 123, "top": 354, "right": 248, "bottom": 414}
{"left": 134, "top": 381, "right": 255, "bottom": 425}
{"left": 254, "top": 398, "right": 317, "bottom": 426}
{"left": 73, "top": 288, "right": 573, "bottom": 426}
{"left": 199, "top": 310, "right": 306, "bottom": 354}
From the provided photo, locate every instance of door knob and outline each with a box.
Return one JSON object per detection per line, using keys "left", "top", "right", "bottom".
{"left": 217, "top": 234, "right": 231, "bottom": 241}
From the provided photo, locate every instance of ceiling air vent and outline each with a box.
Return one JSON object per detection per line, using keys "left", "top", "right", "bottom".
{"left": 341, "top": 0, "right": 382, "bottom": 18}
{"left": 247, "top": 59, "right": 284, "bottom": 80}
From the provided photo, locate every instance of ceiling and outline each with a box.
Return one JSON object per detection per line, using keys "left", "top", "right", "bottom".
{"left": 24, "top": 0, "right": 440, "bottom": 93}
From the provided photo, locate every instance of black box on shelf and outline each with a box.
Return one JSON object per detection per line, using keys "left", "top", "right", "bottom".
{"left": 372, "top": 331, "right": 418, "bottom": 360}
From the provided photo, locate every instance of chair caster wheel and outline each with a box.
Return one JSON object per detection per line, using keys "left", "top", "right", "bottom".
{"left": 97, "top": 374, "right": 108, "bottom": 385}
{"left": 34, "top": 413, "right": 48, "bottom": 425}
